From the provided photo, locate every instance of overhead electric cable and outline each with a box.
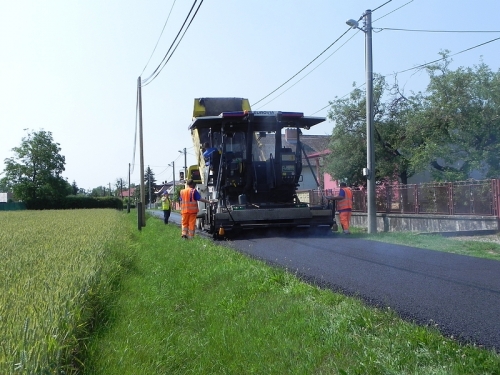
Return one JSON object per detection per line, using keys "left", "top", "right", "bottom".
{"left": 375, "top": 27, "right": 500, "bottom": 33}
{"left": 141, "top": 0, "right": 199, "bottom": 85}
{"left": 252, "top": 28, "right": 352, "bottom": 106}
{"left": 254, "top": 0, "right": 413, "bottom": 109}
{"left": 394, "top": 36, "right": 500, "bottom": 74}
{"left": 310, "top": 36, "right": 500, "bottom": 115}
{"left": 140, "top": 0, "right": 177, "bottom": 76}
{"left": 373, "top": 0, "right": 413, "bottom": 22}
{"left": 141, "top": 0, "right": 204, "bottom": 87}
{"left": 255, "top": 31, "right": 360, "bottom": 110}
{"left": 372, "top": 0, "right": 392, "bottom": 12}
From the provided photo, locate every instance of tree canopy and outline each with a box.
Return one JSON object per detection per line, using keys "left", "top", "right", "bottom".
{"left": 325, "top": 56, "right": 500, "bottom": 185}
{"left": 1, "top": 130, "right": 71, "bottom": 201}
{"left": 407, "top": 57, "right": 500, "bottom": 180}
{"left": 325, "top": 74, "right": 415, "bottom": 185}
{"left": 145, "top": 167, "right": 156, "bottom": 204}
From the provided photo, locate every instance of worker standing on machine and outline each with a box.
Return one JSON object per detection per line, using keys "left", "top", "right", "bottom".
{"left": 180, "top": 179, "right": 211, "bottom": 239}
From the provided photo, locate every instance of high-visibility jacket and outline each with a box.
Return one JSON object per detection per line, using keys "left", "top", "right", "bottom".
{"left": 180, "top": 188, "right": 199, "bottom": 214}
{"left": 161, "top": 196, "right": 170, "bottom": 210}
{"left": 337, "top": 187, "right": 353, "bottom": 211}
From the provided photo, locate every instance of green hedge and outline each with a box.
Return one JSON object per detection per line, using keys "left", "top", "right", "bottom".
{"left": 25, "top": 196, "right": 124, "bottom": 210}
{"left": 0, "top": 202, "right": 27, "bottom": 211}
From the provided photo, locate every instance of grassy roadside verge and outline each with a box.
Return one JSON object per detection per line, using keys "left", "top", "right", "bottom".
{"left": 83, "top": 214, "right": 500, "bottom": 374}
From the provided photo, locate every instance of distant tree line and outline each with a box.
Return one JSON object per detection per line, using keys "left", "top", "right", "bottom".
{"left": 0, "top": 130, "right": 123, "bottom": 209}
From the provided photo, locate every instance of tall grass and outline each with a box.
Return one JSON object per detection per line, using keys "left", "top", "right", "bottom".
{"left": 84, "top": 216, "right": 500, "bottom": 375}
{"left": 0, "top": 209, "right": 134, "bottom": 374}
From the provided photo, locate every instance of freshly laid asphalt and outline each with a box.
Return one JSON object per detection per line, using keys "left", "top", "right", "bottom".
{"left": 151, "top": 211, "right": 500, "bottom": 351}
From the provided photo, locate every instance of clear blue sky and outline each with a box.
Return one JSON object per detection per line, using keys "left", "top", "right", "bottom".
{"left": 1, "top": 0, "right": 499, "bottom": 190}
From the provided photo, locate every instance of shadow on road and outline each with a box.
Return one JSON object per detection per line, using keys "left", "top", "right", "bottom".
{"left": 220, "top": 226, "right": 342, "bottom": 241}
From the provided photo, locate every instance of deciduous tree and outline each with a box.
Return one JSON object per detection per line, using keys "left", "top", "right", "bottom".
{"left": 406, "top": 55, "right": 500, "bottom": 180}
{"left": 144, "top": 167, "right": 156, "bottom": 204}
{"left": 325, "top": 56, "right": 500, "bottom": 185}
{"left": 2, "top": 130, "right": 71, "bottom": 201}
{"left": 325, "top": 75, "right": 415, "bottom": 185}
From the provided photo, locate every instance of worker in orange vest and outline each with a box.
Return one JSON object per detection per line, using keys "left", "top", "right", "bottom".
{"left": 333, "top": 182, "right": 353, "bottom": 234}
{"left": 180, "top": 179, "right": 211, "bottom": 239}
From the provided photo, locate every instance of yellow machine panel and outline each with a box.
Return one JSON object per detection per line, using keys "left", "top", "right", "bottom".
{"left": 192, "top": 97, "right": 251, "bottom": 118}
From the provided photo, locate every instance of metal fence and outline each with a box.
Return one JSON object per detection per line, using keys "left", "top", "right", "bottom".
{"left": 302, "top": 179, "right": 500, "bottom": 217}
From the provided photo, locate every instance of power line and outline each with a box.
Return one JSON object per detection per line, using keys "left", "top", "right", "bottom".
{"left": 393, "top": 36, "right": 500, "bottom": 74}
{"left": 252, "top": 28, "right": 352, "bottom": 106}
{"left": 372, "top": 0, "right": 393, "bottom": 12}
{"left": 255, "top": 31, "right": 359, "bottom": 110}
{"left": 310, "top": 36, "right": 500, "bottom": 116}
{"left": 142, "top": 0, "right": 204, "bottom": 87}
{"left": 140, "top": 0, "right": 178, "bottom": 76}
{"left": 253, "top": 0, "right": 413, "bottom": 108}
{"left": 373, "top": 0, "right": 414, "bottom": 22}
{"left": 141, "top": 0, "right": 198, "bottom": 84}
{"left": 375, "top": 27, "right": 500, "bottom": 33}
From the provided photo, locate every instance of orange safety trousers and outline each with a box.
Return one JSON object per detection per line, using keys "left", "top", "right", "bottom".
{"left": 181, "top": 212, "right": 197, "bottom": 238}
{"left": 339, "top": 211, "right": 352, "bottom": 231}
{"left": 180, "top": 187, "right": 198, "bottom": 239}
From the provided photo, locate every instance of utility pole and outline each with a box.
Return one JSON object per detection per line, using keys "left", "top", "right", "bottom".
{"left": 179, "top": 147, "right": 187, "bottom": 180}
{"left": 364, "top": 9, "right": 376, "bottom": 234}
{"left": 138, "top": 76, "right": 146, "bottom": 227}
{"left": 346, "top": 10, "right": 376, "bottom": 233}
{"left": 169, "top": 161, "right": 175, "bottom": 201}
{"left": 109, "top": 182, "right": 112, "bottom": 196}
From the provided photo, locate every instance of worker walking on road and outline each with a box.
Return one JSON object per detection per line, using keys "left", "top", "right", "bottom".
{"left": 160, "top": 191, "right": 171, "bottom": 224}
{"left": 180, "top": 179, "right": 211, "bottom": 239}
{"left": 333, "top": 182, "right": 353, "bottom": 234}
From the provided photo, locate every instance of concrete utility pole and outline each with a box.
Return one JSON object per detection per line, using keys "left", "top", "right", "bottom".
{"left": 364, "top": 9, "right": 376, "bottom": 234}
{"left": 346, "top": 9, "right": 376, "bottom": 233}
{"left": 169, "top": 161, "right": 175, "bottom": 200}
{"left": 179, "top": 148, "right": 187, "bottom": 180}
{"left": 138, "top": 76, "right": 146, "bottom": 227}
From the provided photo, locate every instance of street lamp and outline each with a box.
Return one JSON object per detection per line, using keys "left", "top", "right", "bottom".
{"left": 346, "top": 10, "right": 377, "bottom": 233}
{"left": 168, "top": 161, "right": 175, "bottom": 198}
{"left": 178, "top": 148, "right": 187, "bottom": 181}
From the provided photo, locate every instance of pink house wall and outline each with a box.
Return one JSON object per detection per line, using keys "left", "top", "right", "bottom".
{"left": 323, "top": 172, "right": 338, "bottom": 190}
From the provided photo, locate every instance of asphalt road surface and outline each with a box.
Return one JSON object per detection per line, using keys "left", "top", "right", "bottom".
{"left": 150, "top": 211, "right": 500, "bottom": 350}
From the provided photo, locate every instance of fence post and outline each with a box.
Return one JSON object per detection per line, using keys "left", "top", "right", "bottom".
{"left": 414, "top": 184, "right": 419, "bottom": 214}
{"left": 448, "top": 182, "right": 454, "bottom": 215}
{"left": 494, "top": 179, "right": 500, "bottom": 218}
